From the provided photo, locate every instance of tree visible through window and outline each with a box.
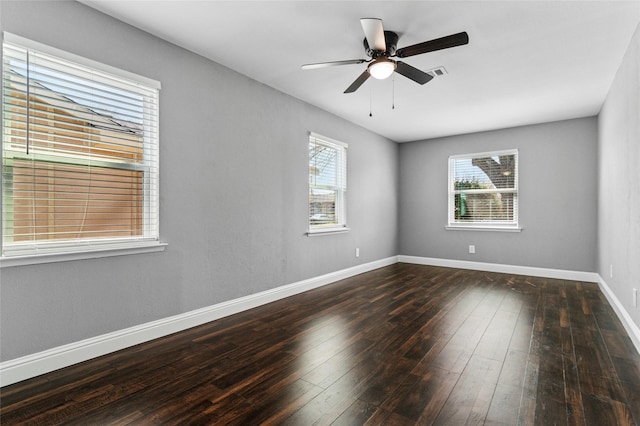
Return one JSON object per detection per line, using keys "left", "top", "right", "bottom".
{"left": 308, "top": 133, "right": 347, "bottom": 232}
{"left": 1, "top": 34, "right": 160, "bottom": 257}
{"left": 448, "top": 150, "right": 518, "bottom": 228}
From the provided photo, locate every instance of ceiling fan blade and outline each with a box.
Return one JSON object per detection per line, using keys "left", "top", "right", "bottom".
{"left": 360, "top": 18, "right": 386, "bottom": 51}
{"left": 395, "top": 32, "right": 469, "bottom": 58}
{"left": 301, "top": 59, "right": 368, "bottom": 70}
{"left": 344, "top": 70, "right": 371, "bottom": 93}
{"left": 395, "top": 61, "right": 434, "bottom": 85}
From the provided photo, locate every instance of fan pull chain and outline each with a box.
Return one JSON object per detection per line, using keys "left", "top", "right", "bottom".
{"left": 369, "top": 85, "right": 373, "bottom": 117}
{"left": 392, "top": 76, "right": 395, "bottom": 110}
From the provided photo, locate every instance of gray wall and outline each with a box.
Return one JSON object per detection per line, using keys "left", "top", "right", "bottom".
{"left": 0, "top": 1, "right": 399, "bottom": 361}
{"left": 598, "top": 23, "right": 640, "bottom": 330}
{"left": 398, "top": 118, "right": 598, "bottom": 272}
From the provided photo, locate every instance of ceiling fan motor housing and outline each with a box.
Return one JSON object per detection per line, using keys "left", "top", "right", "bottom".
{"left": 364, "top": 30, "right": 399, "bottom": 58}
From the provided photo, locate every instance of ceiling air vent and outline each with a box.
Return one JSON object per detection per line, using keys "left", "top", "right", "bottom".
{"left": 426, "top": 66, "right": 448, "bottom": 78}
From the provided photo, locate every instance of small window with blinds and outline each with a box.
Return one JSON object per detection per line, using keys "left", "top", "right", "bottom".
{"left": 2, "top": 34, "right": 160, "bottom": 258}
{"left": 308, "top": 133, "right": 347, "bottom": 233}
{"left": 448, "top": 149, "right": 519, "bottom": 229}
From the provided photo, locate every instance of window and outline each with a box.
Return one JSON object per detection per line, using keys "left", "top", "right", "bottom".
{"left": 308, "top": 132, "right": 347, "bottom": 233}
{"left": 448, "top": 149, "right": 519, "bottom": 230}
{"left": 2, "top": 33, "right": 161, "bottom": 260}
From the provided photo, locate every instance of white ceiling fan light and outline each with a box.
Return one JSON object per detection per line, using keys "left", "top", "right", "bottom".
{"left": 367, "top": 57, "right": 397, "bottom": 79}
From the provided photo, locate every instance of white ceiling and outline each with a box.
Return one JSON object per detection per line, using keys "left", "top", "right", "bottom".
{"left": 80, "top": 1, "right": 640, "bottom": 142}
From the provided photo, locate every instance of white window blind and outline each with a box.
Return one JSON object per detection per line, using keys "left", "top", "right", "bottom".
{"left": 2, "top": 34, "right": 160, "bottom": 257}
{"left": 448, "top": 149, "right": 518, "bottom": 228}
{"left": 308, "top": 132, "right": 347, "bottom": 232}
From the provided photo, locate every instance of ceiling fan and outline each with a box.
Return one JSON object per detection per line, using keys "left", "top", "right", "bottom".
{"left": 301, "top": 18, "right": 469, "bottom": 94}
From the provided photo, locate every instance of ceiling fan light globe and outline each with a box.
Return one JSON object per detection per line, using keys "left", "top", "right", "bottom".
{"left": 368, "top": 59, "right": 396, "bottom": 79}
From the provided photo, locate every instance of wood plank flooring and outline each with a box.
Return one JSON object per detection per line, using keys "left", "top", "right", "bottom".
{"left": 2, "top": 263, "right": 640, "bottom": 425}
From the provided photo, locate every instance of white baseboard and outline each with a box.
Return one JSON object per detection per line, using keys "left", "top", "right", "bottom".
{"left": 0, "top": 256, "right": 398, "bottom": 387}
{"left": 398, "top": 255, "right": 599, "bottom": 282}
{"left": 596, "top": 275, "right": 640, "bottom": 355}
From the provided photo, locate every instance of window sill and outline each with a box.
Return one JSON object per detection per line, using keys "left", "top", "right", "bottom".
{"left": 0, "top": 242, "right": 168, "bottom": 268}
{"left": 306, "top": 227, "right": 351, "bottom": 236}
{"left": 445, "top": 225, "right": 522, "bottom": 233}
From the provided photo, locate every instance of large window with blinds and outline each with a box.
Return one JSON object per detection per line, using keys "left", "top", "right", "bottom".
{"left": 308, "top": 133, "right": 347, "bottom": 233}
{"left": 448, "top": 149, "right": 518, "bottom": 229}
{"left": 1, "top": 34, "right": 160, "bottom": 259}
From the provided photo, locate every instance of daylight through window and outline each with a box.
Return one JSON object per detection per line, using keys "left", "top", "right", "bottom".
{"left": 1, "top": 34, "right": 160, "bottom": 257}
{"left": 448, "top": 149, "right": 518, "bottom": 229}
{"left": 308, "top": 133, "right": 347, "bottom": 233}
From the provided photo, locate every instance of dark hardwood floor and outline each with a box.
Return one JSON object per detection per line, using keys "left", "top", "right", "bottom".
{"left": 2, "top": 263, "right": 640, "bottom": 425}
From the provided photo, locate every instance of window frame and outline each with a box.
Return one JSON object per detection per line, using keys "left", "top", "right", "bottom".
{"left": 1, "top": 32, "right": 164, "bottom": 267}
{"left": 446, "top": 149, "right": 521, "bottom": 232}
{"left": 307, "top": 132, "right": 348, "bottom": 235}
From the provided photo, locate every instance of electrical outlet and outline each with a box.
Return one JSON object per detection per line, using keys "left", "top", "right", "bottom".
{"left": 355, "top": 248, "right": 360, "bottom": 258}
{"left": 469, "top": 245, "right": 475, "bottom": 254}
